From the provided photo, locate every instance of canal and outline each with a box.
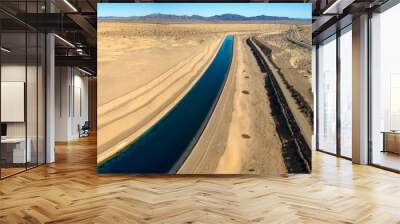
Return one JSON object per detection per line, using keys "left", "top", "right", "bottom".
{"left": 98, "top": 35, "right": 234, "bottom": 173}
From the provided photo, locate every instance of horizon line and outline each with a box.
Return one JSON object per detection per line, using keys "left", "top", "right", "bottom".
{"left": 98, "top": 13, "right": 310, "bottom": 20}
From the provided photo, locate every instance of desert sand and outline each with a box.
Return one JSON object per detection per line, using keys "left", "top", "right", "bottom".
{"left": 257, "top": 25, "right": 312, "bottom": 108}
{"left": 97, "top": 22, "right": 224, "bottom": 163}
{"left": 255, "top": 25, "right": 313, "bottom": 148}
{"left": 98, "top": 22, "right": 307, "bottom": 174}
{"left": 179, "top": 35, "right": 287, "bottom": 175}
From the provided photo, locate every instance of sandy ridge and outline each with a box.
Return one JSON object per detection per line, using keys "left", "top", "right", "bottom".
{"left": 98, "top": 36, "right": 224, "bottom": 163}
{"left": 98, "top": 41, "right": 214, "bottom": 128}
{"left": 98, "top": 46, "right": 204, "bottom": 116}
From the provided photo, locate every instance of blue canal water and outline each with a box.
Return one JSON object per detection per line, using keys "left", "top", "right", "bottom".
{"left": 98, "top": 35, "right": 234, "bottom": 173}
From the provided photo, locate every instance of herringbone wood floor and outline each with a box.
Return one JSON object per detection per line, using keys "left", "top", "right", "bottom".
{"left": 1, "top": 135, "right": 400, "bottom": 224}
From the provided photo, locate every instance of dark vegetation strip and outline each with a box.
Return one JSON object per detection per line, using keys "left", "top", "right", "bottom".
{"left": 252, "top": 37, "right": 313, "bottom": 126}
{"left": 246, "top": 37, "right": 311, "bottom": 173}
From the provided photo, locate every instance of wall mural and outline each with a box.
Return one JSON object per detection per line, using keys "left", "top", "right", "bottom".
{"left": 97, "top": 3, "right": 312, "bottom": 174}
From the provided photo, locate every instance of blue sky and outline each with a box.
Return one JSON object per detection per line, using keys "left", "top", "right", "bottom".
{"left": 98, "top": 3, "right": 311, "bottom": 19}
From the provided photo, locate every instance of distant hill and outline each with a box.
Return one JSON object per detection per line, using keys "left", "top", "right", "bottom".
{"left": 99, "top": 13, "right": 310, "bottom": 24}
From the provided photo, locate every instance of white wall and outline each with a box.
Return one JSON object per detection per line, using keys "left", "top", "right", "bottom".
{"left": 55, "top": 66, "right": 70, "bottom": 141}
{"left": 78, "top": 72, "right": 89, "bottom": 138}
{"left": 1, "top": 65, "right": 34, "bottom": 138}
{"left": 55, "top": 67, "right": 89, "bottom": 141}
{"left": 1, "top": 63, "right": 46, "bottom": 164}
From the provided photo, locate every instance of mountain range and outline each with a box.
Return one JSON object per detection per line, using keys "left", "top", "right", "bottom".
{"left": 99, "top": 13, "right": 310, "bottom": 23}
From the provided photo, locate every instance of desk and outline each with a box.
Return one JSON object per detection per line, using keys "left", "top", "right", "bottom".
{"left": 382, "top": 131, "right": 400, "bottom": 154}
{"left": 1, "top": 138, "right": 31, "bottom": 163}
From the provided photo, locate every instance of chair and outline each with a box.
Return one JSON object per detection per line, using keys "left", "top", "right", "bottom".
{"left": 79, "top": 121, "right": 90, "bottom": 138}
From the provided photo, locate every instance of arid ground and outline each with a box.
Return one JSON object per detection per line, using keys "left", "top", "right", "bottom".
{"left": 98, "top": 22, "right": 311, "bottom": 175}
{"left": 256, "top": 25, "right": 313, "bottom": 147}
{"left": 257, "top": 25, "right": 312, "bottom": 108}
